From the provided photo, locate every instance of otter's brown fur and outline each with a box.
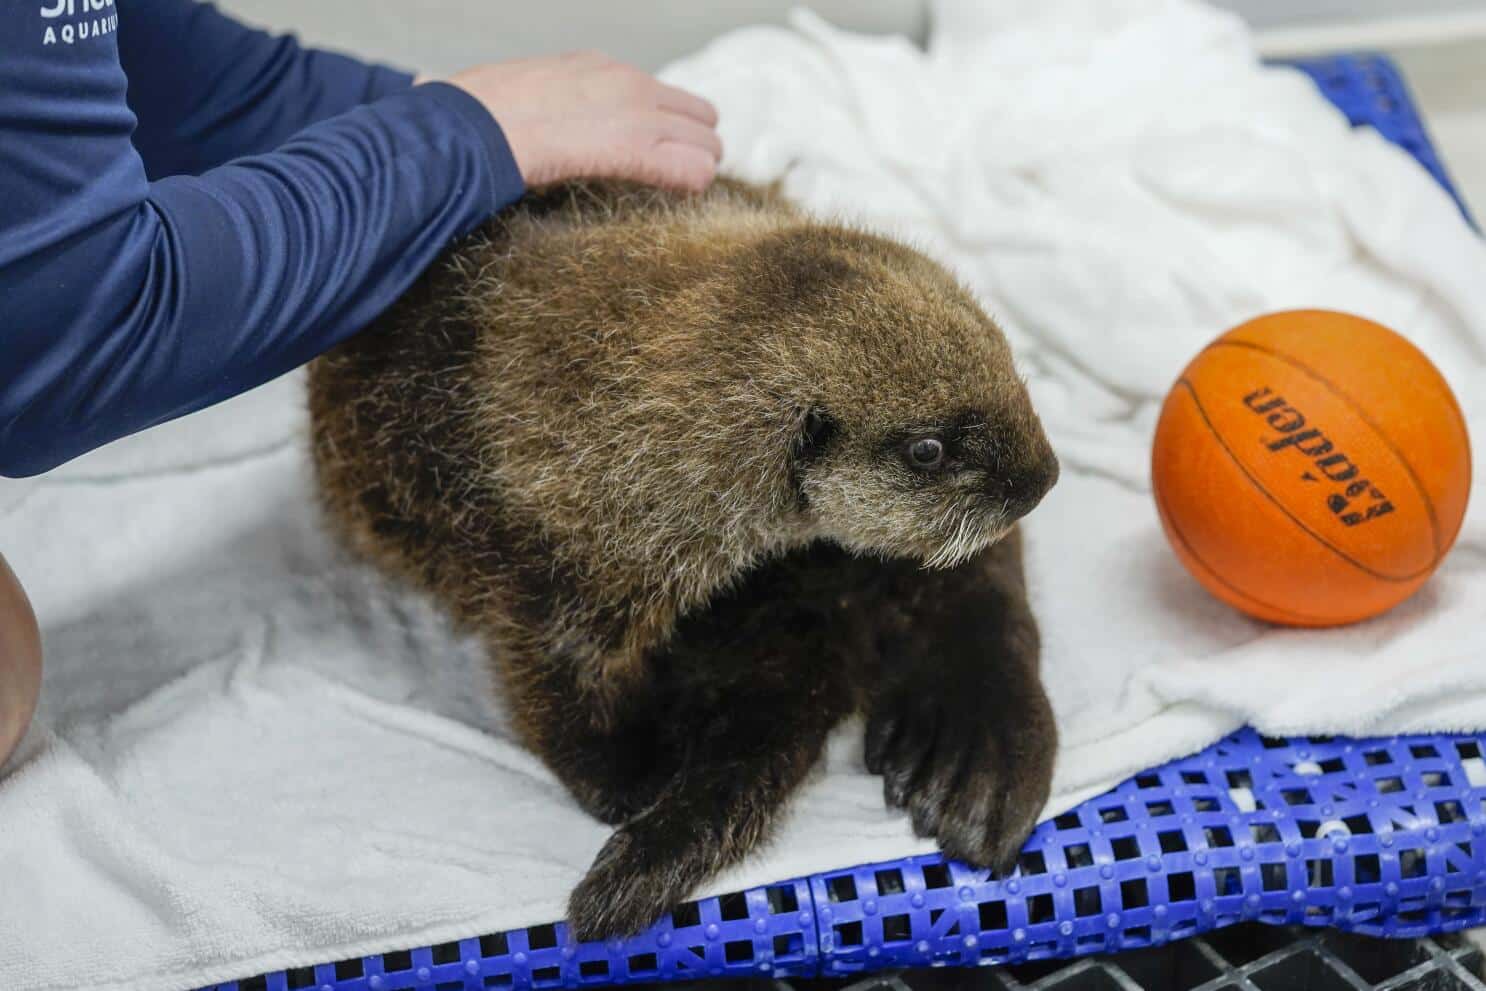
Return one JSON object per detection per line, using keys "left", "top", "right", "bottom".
{"left": 309, "top": 179, "right": 1060, "bottom": 939}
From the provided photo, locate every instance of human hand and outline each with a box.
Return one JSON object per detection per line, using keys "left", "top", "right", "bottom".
{"left": 439, "top": 52, "right": 722, "bottom": 192}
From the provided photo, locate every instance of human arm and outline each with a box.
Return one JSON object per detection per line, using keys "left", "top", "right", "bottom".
{"left": 1, "top": 12, "right": 719, "bottom": 477}
{"left": 0, "top": 14, "right": 521, "bottom": 476}
{"left": 117, "top": 0, "right": 415, "bottom": 179}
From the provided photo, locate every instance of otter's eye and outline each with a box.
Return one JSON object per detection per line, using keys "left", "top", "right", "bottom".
{"left": 906, "top": 437, "right": 944, "bottom": 469}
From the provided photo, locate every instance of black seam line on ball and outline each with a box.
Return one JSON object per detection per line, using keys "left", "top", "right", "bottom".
{"left": 1202, "top": 337, "right": 1444, "bottom": 564}
{"left": 1176, "top": 377, "right": 1428, "bottom": 584}
{"left": 1154, "top": 464, "right": 1340, "bottom": 626}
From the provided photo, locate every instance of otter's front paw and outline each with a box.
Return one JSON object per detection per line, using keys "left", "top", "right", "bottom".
{"left": 865, "top": 688, "right": 1055, "bottom": 875}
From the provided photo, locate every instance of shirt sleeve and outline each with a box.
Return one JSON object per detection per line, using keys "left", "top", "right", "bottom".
{"left": 0, "top": 5, "right": 525, "bottom": 478}
{"left": 118, "top": 0, "right": 416, "bottom": 179}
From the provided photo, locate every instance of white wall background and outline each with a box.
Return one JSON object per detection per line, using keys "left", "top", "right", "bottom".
{"left": 1212, "top": 0, "right": 1484, "bottom": 28}
{"left": 216, "top": 0, "right": 1486, "bottom": 74}
{"left": 215, "top": 0, "right": 1486, "bottom": 212}
{"left": 215, "top": 0, "right": 927, "bottom": 75}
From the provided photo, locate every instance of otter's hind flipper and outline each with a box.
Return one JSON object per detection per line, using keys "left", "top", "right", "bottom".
{"left": 566, "top": 705, "right": 834, "bottom": 940}
{"left": 566, "top": 545, "right": 860, "bottom": 940}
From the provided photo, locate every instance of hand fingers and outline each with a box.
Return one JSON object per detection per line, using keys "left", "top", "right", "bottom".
{"left": 654, "top": 82, "right": 719, "bottom": 127}
{"left": 640, "top": 141, "right": 718, "bottom": 193}
{"left": 651, "top": 114, "right": 723, "bottom": 164}
{"left": 591, "top": 113, "right": 720, "bottom": 192}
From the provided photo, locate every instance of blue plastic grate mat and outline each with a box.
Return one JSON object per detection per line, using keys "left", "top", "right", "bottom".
{"left": 211, "top": 729, "right": 1486, "bottom": 991}
{"left": 202, "top": 53, "right": 1479, "bottom": 991}
{"left": 1280, "top": 53, "right": 1475, "bottom": 226}
{"left": 628, "top": 924, "right": 1486, "bottom": 989}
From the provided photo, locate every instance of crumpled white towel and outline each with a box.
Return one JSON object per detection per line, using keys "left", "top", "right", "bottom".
{"left": 2, "top": 1, "right": 1485, "bottom": 988}
{"left": 662, "top": 0, "right": 1486, "bottom": 787}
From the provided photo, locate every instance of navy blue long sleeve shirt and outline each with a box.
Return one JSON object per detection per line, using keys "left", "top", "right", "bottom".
{"left": 1, "top": 0, "right": 525, "bottom": 477}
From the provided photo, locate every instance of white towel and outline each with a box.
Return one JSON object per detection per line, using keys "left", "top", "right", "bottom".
{"left": 3, "top": 2, "right": 1484, "bottom": 988}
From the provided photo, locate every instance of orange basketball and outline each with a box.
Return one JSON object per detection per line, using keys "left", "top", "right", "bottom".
{"left": 1151, "top": 309, "right": 1472, "bottom": 627}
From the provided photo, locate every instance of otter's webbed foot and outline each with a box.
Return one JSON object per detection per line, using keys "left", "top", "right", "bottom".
{"left": 516, "top": 659, "right": 680, "bottom": 827}
{"left": 567, "top": 549, "right": 860, "bottom": 940}
{"left": 565, "top": 708, "right": 834, "bottom": 941}
{"left": 557, "top": 730, "right": 677, "bottom": 827}
{"left": 566, "top": 782, "right": 708, "bottom": 941}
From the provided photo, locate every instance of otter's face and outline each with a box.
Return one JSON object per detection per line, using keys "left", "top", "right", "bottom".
{"left": 752, "top": 227, "right": 1059, "bottom": 568}
{"left": 793, "top": 397, "right": 1059, "bottom": 568}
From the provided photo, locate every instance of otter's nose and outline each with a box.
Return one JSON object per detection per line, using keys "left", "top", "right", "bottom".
{"left": 994, "top": 452, "right": 1059, "bottom": 521}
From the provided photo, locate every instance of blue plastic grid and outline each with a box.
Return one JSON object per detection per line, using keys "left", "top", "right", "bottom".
{"left": 210, "top": 880, "right": 821, "bottom": 991}
{"left": 813, "top": 731, "right": 1486, "bottom": 976}
{"left": 1281, "top": 53, "right": 1475, "bottom": 226}
{"left": 203, "top": 730, "right": 1486, "bottom": 991}
{"left": 198, "top": 52, "right": 1478, "bottom": 991}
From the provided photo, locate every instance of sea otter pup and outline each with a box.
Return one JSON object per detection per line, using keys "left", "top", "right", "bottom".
{"left": 308, "top": 179, "right": 1060, "bottom": 940}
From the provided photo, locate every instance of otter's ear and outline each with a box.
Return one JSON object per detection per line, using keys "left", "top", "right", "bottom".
{"left": 793, "top": 406, "right": 838, "bottom": 464}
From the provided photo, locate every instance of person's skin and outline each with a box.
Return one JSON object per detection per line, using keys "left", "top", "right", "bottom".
{"left": 0, "top": 52, "right": 721, "bottom": 770}
{"left": 0, "top": 553, "right": 41, "bottom": 771}
{"left": 438, "top": 51, "right": 723, "bottom": 191}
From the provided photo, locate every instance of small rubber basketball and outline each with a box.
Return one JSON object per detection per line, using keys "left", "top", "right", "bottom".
{"left": 1152, "top": 309, "right": 1472, "bottom": 627}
